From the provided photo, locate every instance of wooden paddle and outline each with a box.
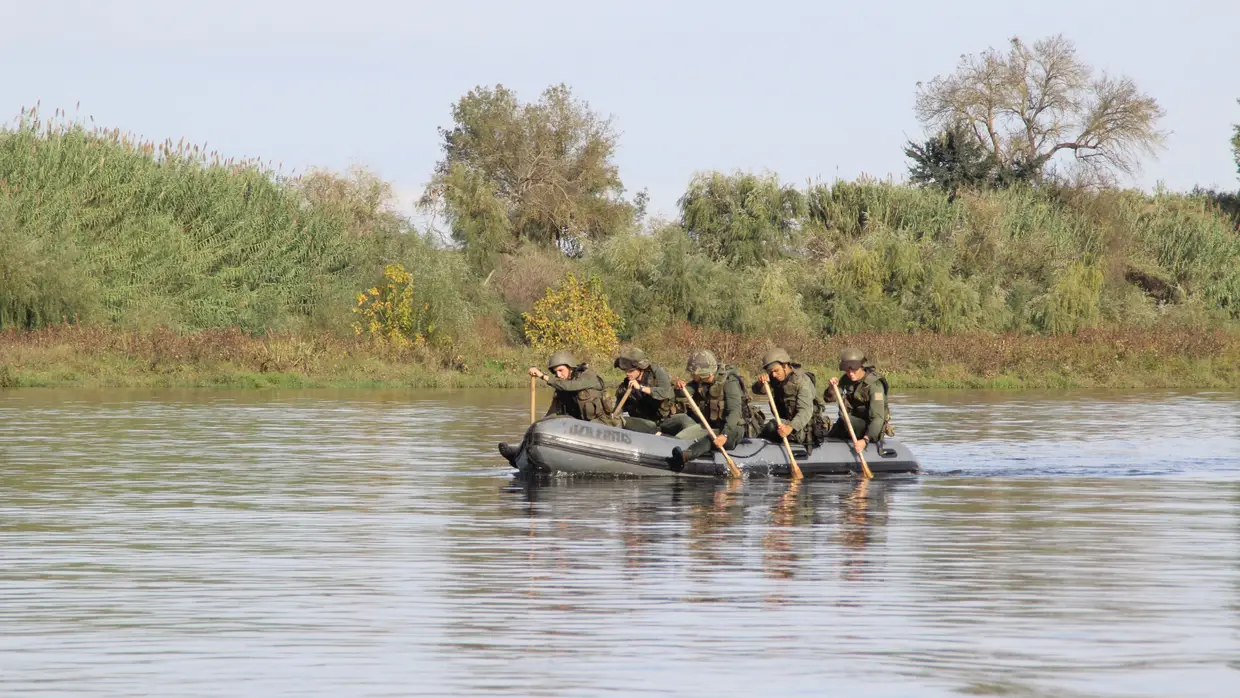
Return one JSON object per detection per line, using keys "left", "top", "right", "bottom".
{"left": 611, "top": 383, "right": 634, "bottom": 420}
{"left": 679, "top": 385, "right": 742, "bottom": 479}
{"left": 764, "top": 381, "right": 803, "bottom": 480}
{"left": 831, "top": 384, "right": 874, "bottom": 479}
{"left": 529, "top": 375, "right": 537, "bottom": 424}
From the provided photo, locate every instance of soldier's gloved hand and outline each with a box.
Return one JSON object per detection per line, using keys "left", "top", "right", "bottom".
{"left": 777, "top": 423, "right": 792, "bottom": 438}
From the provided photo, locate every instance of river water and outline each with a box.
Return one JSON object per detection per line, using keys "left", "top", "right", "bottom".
{"left": 2, "top": 387, "right": 1238, "bottom": 697}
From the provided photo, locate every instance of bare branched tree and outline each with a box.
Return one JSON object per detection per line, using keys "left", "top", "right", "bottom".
{"left": 914, "top": 35, "right": 1167, "bottom": 181}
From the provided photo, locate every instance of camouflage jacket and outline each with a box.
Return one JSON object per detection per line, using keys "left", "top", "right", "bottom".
{"left": 824, "top": 370, "right": 888, "bottom": 442}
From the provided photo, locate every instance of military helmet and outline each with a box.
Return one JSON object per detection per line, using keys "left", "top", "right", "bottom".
{"left": 547, "top": 350, "right": 578, "bottom": 370}
{"left": 614, "top": 347, "right": 650, "bottom": 371}
{"left": 686, "top": 349, "right": 718, "bottom": 379}
{"left": 839, "top": 347, "right": 866, "bottom": 371}
{"left": 761, "top": 347, "right": 792, "bottom": 371}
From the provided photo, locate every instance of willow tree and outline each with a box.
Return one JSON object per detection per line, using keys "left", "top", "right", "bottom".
{"left": 1232, "top": 98, "right": 1240, "bottom": 181}
{"left": 419, "top": 84, "right": 644, "bottom": 269}
{"left": 913, "top": 35, "right": 1167, "bottom": 182}
{"left": 677, "top": 171, "right": 807, "bottom": 267}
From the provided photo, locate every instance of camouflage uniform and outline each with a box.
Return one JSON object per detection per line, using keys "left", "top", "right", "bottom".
{"left": 660, "top": 350, "right": 748, "bottom": 463}
{"left": 544, "top": 370, "right": 619, "bottom": 426}
{"left": 823, "top": 348, "right": 890, "bottom": 445}
{"left": 612, "top": 348, "right": 676, "bottom": 434}
{"left": 751, "top": 348, "right": 820, "bottom": 445}
{"left": 498, "top": 351, "right": 619, "bottom": 466}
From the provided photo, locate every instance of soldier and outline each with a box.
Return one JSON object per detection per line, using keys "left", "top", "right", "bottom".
{"left": 658, "top": 349, "right": 748, "bottom": 468}
{"left": 824, "top": 347, "right": 890, "bottom": 455}
{"left": 612, "top": 347, "right": 676, "bottom": 434}
{"left": 527, "top": 351, "right": 617, "bottom": 425}
{"left": 752, "top": 347, "right": 823, "bottom": 448}
{"left": 499, "top": 351, "right": 617, "bottom": 465}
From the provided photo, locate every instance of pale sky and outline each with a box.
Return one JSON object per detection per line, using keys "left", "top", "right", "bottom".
{"left": 4, "top": 0, "right": 1238, "bottom": 223}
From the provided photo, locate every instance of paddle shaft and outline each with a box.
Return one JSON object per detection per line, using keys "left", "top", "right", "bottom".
{"left": 611, "top": 383, "right": 634, "bottom": 420}
{"left": 764, "top": 382, "right": 803, "bottom": 480}
{"left": 831, "top": 384, "right": 874, "bottom": 479}
{"left": 679, "top": 385, "right": 742, "bottom": 478}
{"left": 530, "top": 376, "right": 536, "bottom": 424}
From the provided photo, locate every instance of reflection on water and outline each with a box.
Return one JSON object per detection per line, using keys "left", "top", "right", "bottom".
{"left": 1, "top": 387, "right": 1238, "bottom": 697}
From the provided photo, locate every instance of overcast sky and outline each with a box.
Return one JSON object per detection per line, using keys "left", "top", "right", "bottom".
{"left": 4, "top": 0, "right": 1238, "bottom": 222}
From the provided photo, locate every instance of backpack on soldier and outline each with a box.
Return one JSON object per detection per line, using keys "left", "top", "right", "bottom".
{"left": 729, "top": 368, "right": 760, "bottom": 439}
{"left": 803, "top": 370, "right": 832, "bottom": 447}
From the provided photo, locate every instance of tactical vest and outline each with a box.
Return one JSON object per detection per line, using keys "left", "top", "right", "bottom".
{"left": 620, "top": 366, "right": 674, "bottom": 421}
{"left": 836, "top": 369, "right": 894, "bottom": 436}
{"left": 771, "top": 368, "right": 809, "bottom": 422}
{"left": 560, "top": 367, "right": 612, "bottom": 422}
{"left": 690, "top": 366, "right": 747, "bottom": 427}
{"left": 767, "top": 367, "right": 828, "bottom": 443}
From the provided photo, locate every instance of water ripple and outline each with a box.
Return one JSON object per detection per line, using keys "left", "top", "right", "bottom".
{"left": 1, "top": 387, "right": 1238, "bottom": 697}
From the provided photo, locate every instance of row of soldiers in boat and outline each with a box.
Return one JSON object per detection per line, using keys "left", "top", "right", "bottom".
{"left": 500, "top": 347, "right": 894, "bottom": 469}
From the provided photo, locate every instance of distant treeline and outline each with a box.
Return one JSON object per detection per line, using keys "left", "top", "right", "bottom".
{"left": 3, "top": 58, "right": 1240, "bottom": 368}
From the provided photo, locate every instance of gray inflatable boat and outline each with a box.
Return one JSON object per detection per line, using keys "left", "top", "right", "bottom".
{"left": 501, "top": 417, "right": 920, "bottom": 478}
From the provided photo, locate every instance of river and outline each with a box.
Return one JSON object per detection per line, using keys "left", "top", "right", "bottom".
{"left": 2, "top": 387, "right": 1238, "bottom": 696}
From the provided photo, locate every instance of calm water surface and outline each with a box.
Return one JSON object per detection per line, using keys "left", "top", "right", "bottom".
{"left": 2, "top": 387, "right": 1239, "bottom": 697}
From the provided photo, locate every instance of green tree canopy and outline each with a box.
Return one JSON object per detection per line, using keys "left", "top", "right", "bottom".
{"left": 904, "top": 124, "right": 999, "bottom": 196}
{"left": 419, "top": 84, "right": 644, "bottom": 269}
{"left": 677, "top": 171, "right": 806, "bottom": 266}
{"left": 1232, "top": 98, "right": 1240, "bottom": 182}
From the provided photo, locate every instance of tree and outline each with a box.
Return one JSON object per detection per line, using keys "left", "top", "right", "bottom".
{"left": 1232, "top": 98, "right": 1240, "bottom": 182}
{"left": 904, "top": 123, "right": 999, "bottom": 196}
{"left": 419, "top": 84, "right": 642, "bottom": 268}
{"left": 678, "top": 171, "right": 806, "bottom": 266}
{"left": 913, "top": 35, "right": 1167, "bottom": 182}
{"left": 522, "top": 272, "right": 621, "bottom": 361}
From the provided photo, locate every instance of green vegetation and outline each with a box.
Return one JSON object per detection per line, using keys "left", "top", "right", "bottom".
{"left": 3, "top": 34, "right": 1240, "bottom": 391}
{"left": 3, "top": 324, "right": 1238, "bottom": 390}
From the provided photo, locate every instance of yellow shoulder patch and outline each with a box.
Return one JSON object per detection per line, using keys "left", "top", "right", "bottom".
{"left": 873, "top": 391, "right": 884, "bottom": 401}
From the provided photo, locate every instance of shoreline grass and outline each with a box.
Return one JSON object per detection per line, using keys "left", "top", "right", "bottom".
{"left": 3, "top": 324, "right": 1238, "bottom": 391}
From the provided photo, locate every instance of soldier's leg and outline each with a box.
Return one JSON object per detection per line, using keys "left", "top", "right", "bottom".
{"left": 825, "top": 416, "right": 867, "bottom": 442}
{"left": 658, "top": 413, "right": 696, "bottom": 437}
{"left": 621, "top": 416, "right": 659, "bottom": 434}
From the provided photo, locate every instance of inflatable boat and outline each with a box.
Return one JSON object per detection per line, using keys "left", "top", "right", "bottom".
{"left": 499, "top": 417, "right": 921, "bottom": 478}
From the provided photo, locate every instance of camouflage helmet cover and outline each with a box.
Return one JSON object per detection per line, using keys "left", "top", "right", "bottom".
{"left": 839, "top": 347, "right": 866, "bottom": 371}
{"left": 548, "top": 350, "right": 578, "bottom": 370}
{"left": 686, "top": 349, "right": 718, "bottom": 378}
{"left": 614, "top": 347, "right": 650, "bottom": 371}
{"left": 761, "top": 347, "right": 792, "bottom": 370}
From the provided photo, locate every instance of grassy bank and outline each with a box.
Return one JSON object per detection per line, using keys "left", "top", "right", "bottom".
{"left": 3, "top": 324, "right": 1238, "bottom": 391}
{"left": 4, "top": 108, "right": 1240, "bottom": 393}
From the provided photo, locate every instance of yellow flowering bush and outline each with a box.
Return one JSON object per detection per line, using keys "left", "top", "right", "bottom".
{"left": 351, "top": 263, "right": 433, "bottom": 349}
{"left": 522, "top": 272, "right": 621, "bottom": 360}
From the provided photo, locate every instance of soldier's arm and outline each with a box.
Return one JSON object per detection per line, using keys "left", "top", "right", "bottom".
{"left": 544, "top": 371, "right": 599, "bottom": 392}
{"left": 786, "top": 378, "right": 815, "bottom": 431}
{"left": 648, "top": 366, "right": 675, "bottom": 401}
{"left": 864, "top": 385, "right": 888, "bottom": 442}
{"left": 722, "top": 375, "right": 745, "bottom": 428}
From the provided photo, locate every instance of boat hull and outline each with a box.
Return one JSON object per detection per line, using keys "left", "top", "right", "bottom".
{"left": 507, "top": 417, "right": 920, "bottom": 477}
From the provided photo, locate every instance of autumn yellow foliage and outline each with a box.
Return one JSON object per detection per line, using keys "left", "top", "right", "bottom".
{"left": 522, "top": 272, "right": 621, "bottom": 361}
{"left": 351, "top": 263, "right": 433, "bottom": 349}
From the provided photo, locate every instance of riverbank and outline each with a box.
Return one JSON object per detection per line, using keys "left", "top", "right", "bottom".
{"left": 2, "top": 324, "right": 1238, "bottom": 390}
